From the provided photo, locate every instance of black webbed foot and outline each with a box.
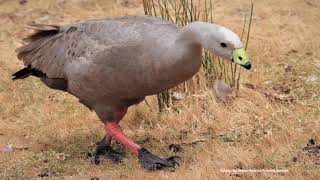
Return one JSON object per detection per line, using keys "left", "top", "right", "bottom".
{"left": 138, "top": 147, "right": 180, "bottom": 170}
{"left": 93, "top": 141, "right": 124, "bottom": 164}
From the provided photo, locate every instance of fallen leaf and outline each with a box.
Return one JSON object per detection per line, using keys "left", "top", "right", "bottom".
{"left": 212, "top": 80, "right": 233, "bottom": 103}
{"left": 0, "top": 144, "right": 14, "bottom": 152}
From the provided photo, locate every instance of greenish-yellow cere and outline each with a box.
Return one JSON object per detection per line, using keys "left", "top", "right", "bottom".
{"left": 232, "top": 48, "right": 250, "bottom": 65}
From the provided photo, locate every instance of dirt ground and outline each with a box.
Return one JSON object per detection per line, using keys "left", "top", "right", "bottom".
{"left": 0, "top": 0, "right": 319, "bottom": 179}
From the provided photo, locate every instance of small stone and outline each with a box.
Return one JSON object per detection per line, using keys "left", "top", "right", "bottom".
{"left": 169, "top": 144, "right": 182, "bottom": 153}
{"left": 19, "top": 0, "right": 27, "bottom": 5}
{"left": 38, "top": 169, "right": 56, "bottom": 177}
{"left": 288, "top": 49, "right": 298, "bottom": 53}
{"left": 305, "top": 52, "right": 313, "bottom": 56}
{"left": 90, "top": 176, "right": 99, "bottom": 180}
{"left": 0, "top": 144, "right": 14, "bottom": 152}
{"left": 37, "top": 15, "right": 49, "bottom": 22}
{"left": 171, "top": 92, "right": 185, "bottom": 101}
{"left": 307, "top": 139, "right": 315, "bottom": 146}
{"left": 292, "top": 157, "right": 297, "bottom": 162}
{"left": 306, "top": 75, "right": 318, "bottom": 82}
{"left": 263, "top": 80, "right": 273, "bottom": 85}
{"left": 283, "top": 64, "right": 292, "bottom": 72}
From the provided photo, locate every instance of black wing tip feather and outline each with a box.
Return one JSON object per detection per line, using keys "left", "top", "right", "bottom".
{"left": 13, "top": 24, "right": 61, "bottom": 81}
{"left": 12, "top": 66, "right": 45, "bottom": 81}
{"left": 12, "top": 66, "right": 31, "bottom": 80}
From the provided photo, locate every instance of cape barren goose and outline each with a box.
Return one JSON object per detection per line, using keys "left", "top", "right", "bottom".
{"left": 13, "top": 15, "right": 251, "bottom": 170}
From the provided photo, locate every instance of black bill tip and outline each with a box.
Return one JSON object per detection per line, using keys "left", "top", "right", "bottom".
{"left": 241, "top": 62, "right": 252, "bottom": 70}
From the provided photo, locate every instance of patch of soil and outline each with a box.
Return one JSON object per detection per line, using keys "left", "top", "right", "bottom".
{"left": 38, "top": 169, "right": 56, "bottom": 177}
{"left": 293, "top": 139, "right": 320, "bottom": 165}
{"left": 302, "top": 139, "right": 320, "bottom": 160}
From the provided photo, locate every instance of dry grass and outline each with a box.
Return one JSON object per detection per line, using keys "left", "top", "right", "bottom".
{"left": 0, "top": 0, "right": 319, "bottom": 179}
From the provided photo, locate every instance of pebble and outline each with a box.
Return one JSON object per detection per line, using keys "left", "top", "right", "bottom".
{"left": 306, "top": 75, "right": 318, "bottom": 82}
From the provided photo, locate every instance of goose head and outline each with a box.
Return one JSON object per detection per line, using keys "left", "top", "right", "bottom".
{"left": 180, "top": 22, "right": 252, "bottom": 70}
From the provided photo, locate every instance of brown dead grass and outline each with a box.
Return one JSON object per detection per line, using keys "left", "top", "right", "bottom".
{"left": 0, "top": 0, "right": 319, "bottom": 179}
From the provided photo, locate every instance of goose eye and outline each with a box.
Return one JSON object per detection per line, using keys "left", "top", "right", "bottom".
{"left": 220, "top": 42, "right": 227, "bottom": 48}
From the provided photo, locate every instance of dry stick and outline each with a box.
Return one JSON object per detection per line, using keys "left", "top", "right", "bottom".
{"left": 196, "top": 6, "right": 201, "bottom": 21}
{"left": 176, "top": 1, "right": 184, "bottom": 24}
{"left": 189, "top": 0, "right": 194, "bottom": 22}
{"left": 142, "top": 0, "right": 147, "bottom": 15}
{"left": 237, "top": 2, "right": 254, "bottom": 90}
{"left": 163, "top": 0, "right": 174, "bottom": 22}
{"left": 180, "top": 1, "right": 188, "bottom": 91}
{"left": 147, "top": 0, "right": 153, "bottom": 16}
{"left": 232, "top": 15, "right": 247, "bottom": 87}
{"left": 230, "top": 62, "right": 235, "bottom": 86}
{"left": 157, "top": 1, "right": 163, "bottom": 17}
{"left": 217, "top": 57, "right": 223, "bottom": 79}
{"left": 143, "top": 0, "right": 147, "bottom": 15}
{"left": 245, "top": 2, "right": 254, "bottom": 50}
{"left": 182, "top": 0, "right": 188, "bottom": 92}
{"left": 208, "top": 0, "right": 217, "bottom": 80}
{"left": 197, "top": 2, "right": 201, "bottom": 20}
{"left": 151, "top": 0, "right": 157, "bottom": 16}
{"left": 240, "top": 16, "right": 247, "bottom": 40}
{"left": 144, "top": 99, "right": 154, "bottom": 112}
{"left": 204, "top": 0, "right": 208, "bottom": 22}
{"left": 204, "top": 51, "right": 212, "bottom": 80}
{"left": 160, "top": 0, "right": 166, "bottom": 19}
{"left": 191, "top": 0, "right": 197, "bottom": 21}
{"left": 162, "top": 1, "right": 174, "bottom": 105}
{"left": 180, "top": 0, "right": 185, "bottom": 25}
{"left": 180, "top": 0, "right": 185, "bottom": 22}
{"left": 161, "top": 0, "right": 167, "bottom": 20}
{"left": 201, "top": 0, "right": 211, "bottom": 82}
{"left": 148, "top": 0, "right": 152, "bottom": 15}
{"left": 145, "top": 0, "right": 151, "bottom": 15}
{"left": 174, "top": 1, "right": 180, "bottom": 24}
{"left": 168, "top": 0, "right": 178, "bottom": 23}
{"left": 209, "top": 0, "right": 213, "bottom": 23}
{"left": 222, "top": 59, "right": 227, "bottom": 82}
{"left": 181, "top": 0, "right": 188, "bottom": 24}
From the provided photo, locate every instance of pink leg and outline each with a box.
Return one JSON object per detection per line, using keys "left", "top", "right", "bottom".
{"left": 102, "top": 107, "right": 127, "bottom": 145}
{"left": 105, "top": 122, "right": 141, "bottom": 155}
{"left": 104, "top": 107, "right": 141, "bottom": 155}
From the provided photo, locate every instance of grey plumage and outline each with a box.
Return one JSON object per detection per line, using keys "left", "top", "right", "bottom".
{"left": 15, "top": 16, "right": 204, "bottom": 120}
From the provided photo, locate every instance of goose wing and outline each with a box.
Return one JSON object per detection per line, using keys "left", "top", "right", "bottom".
{"left": 15, "top": 16, "right": 179, "bottom": 79}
